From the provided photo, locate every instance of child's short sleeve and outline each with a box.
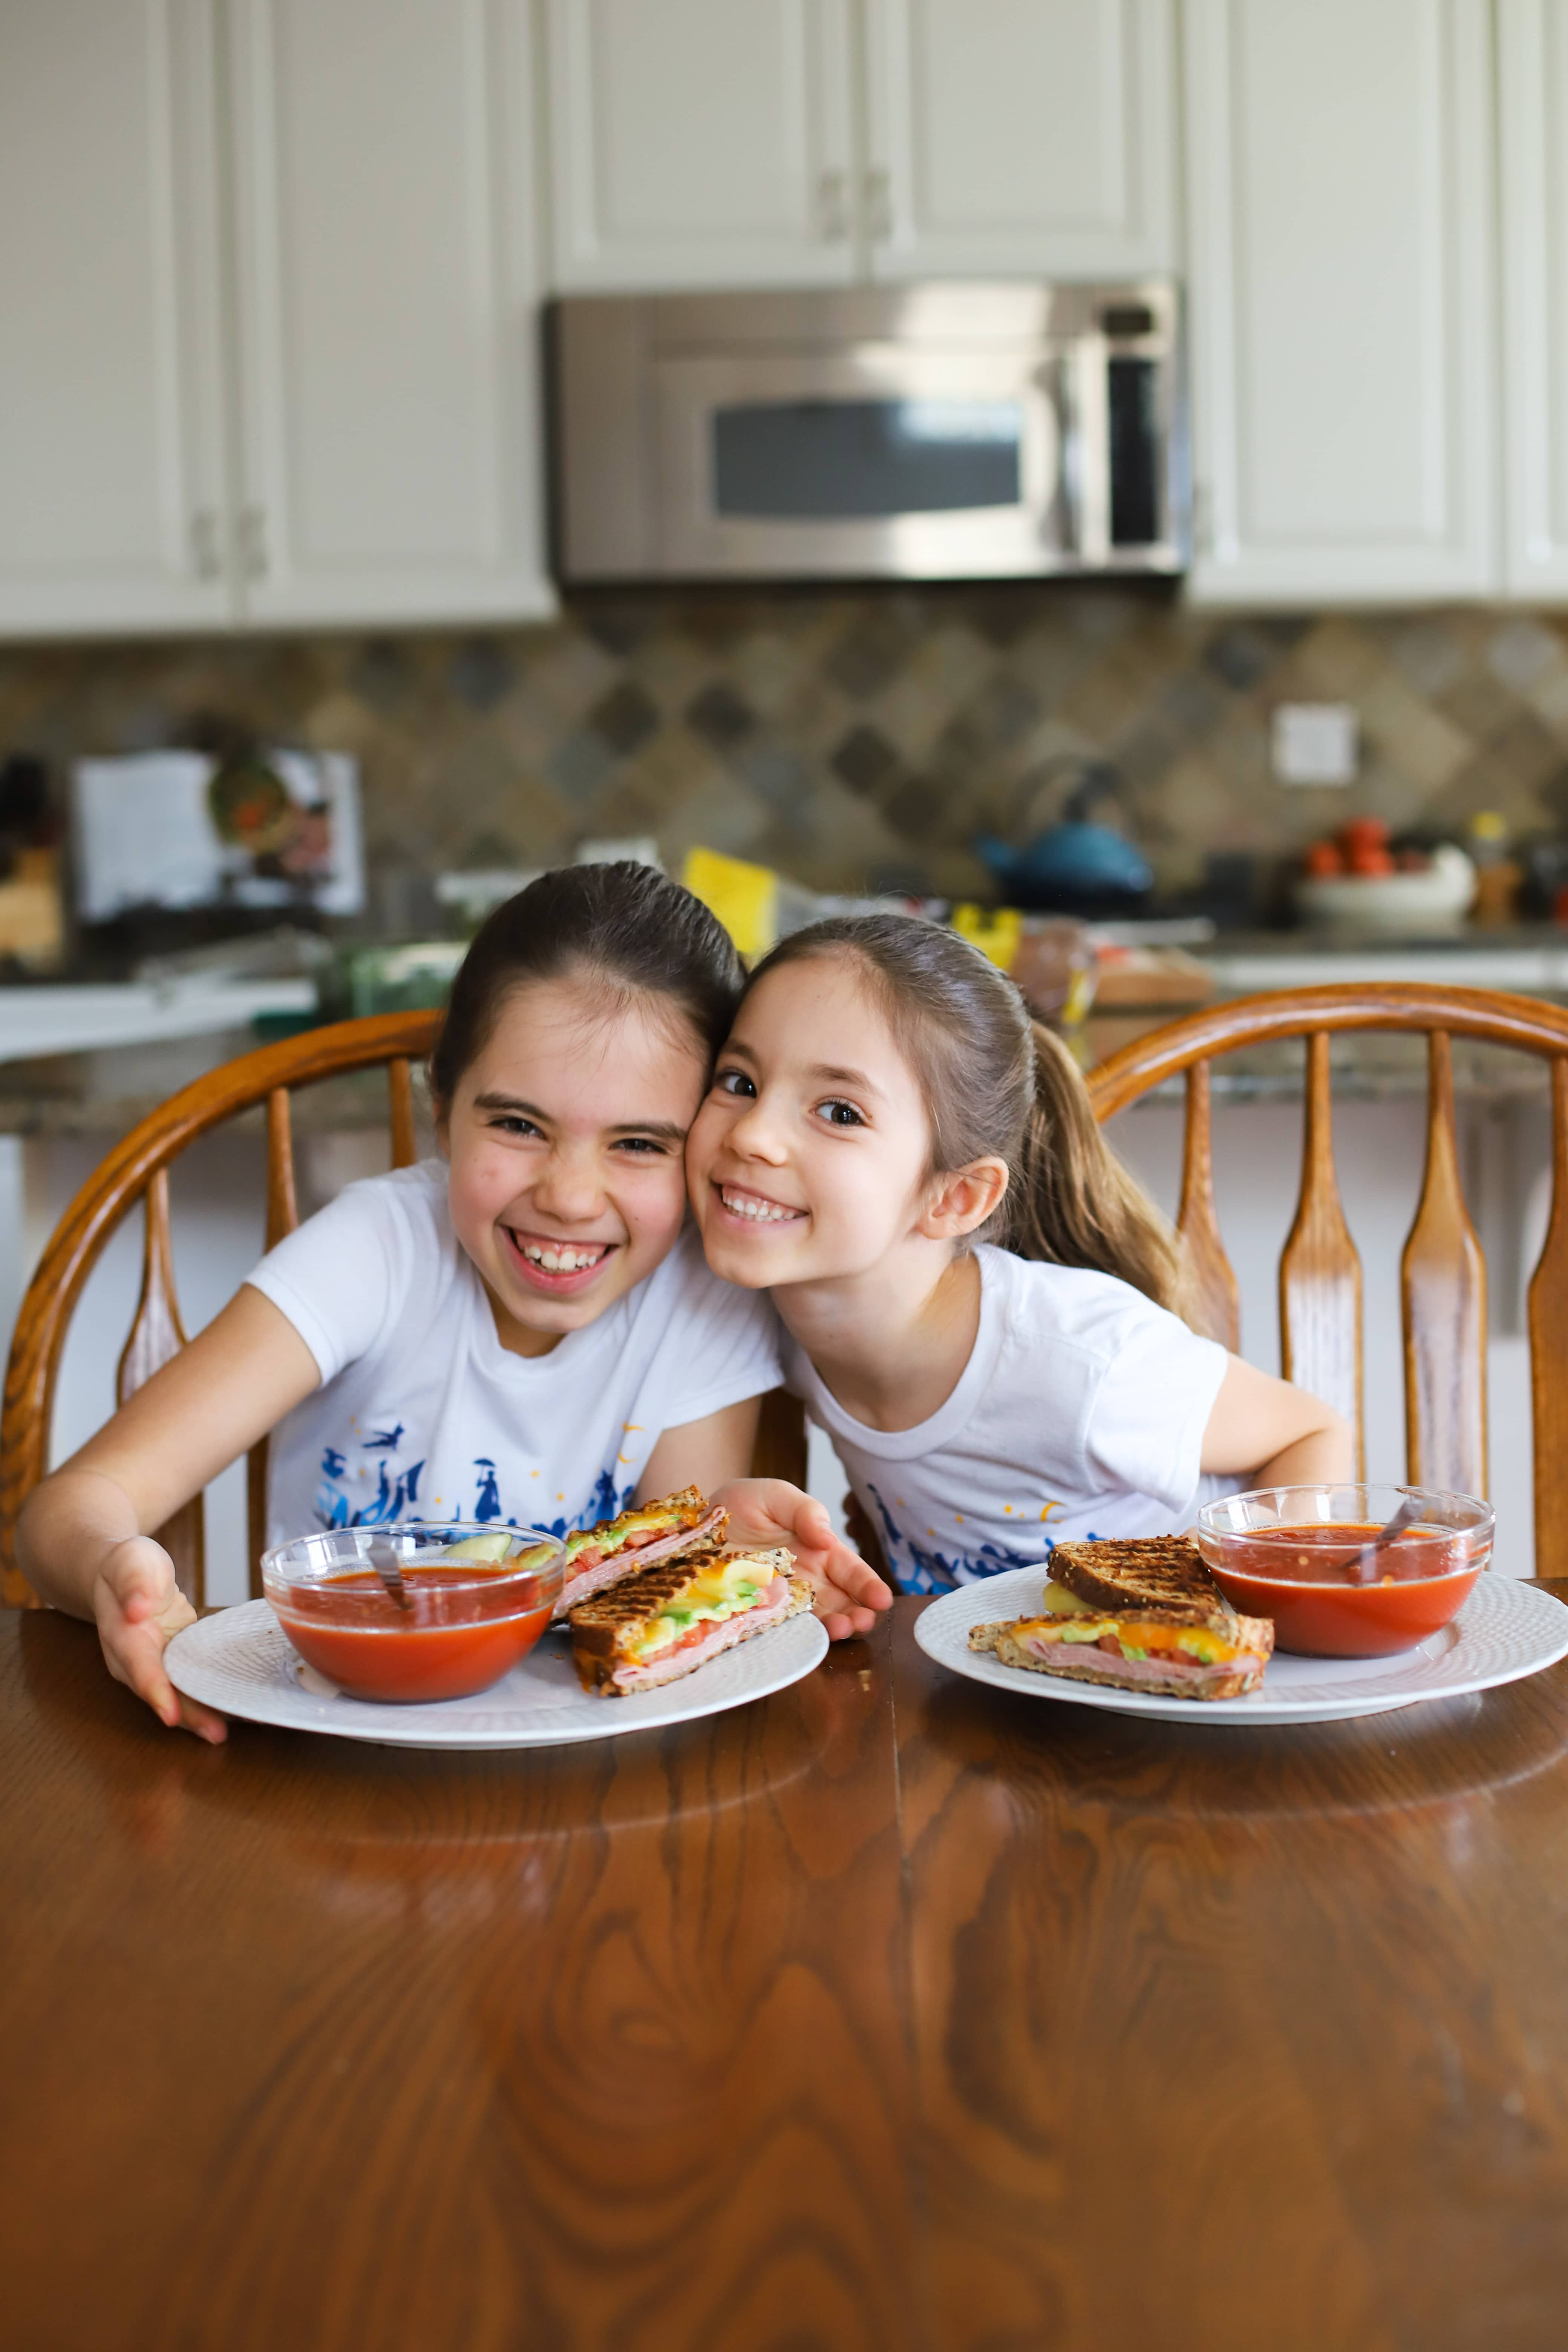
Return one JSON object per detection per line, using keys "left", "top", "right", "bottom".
{"left": 1082, "top": 1304, "right": 1230, "bottom": 1516}
{"left": 244, "top": 1177, "right": 409, "bottom": 1383}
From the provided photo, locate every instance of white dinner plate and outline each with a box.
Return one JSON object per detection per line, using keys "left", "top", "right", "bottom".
{"left": 914, "top": 1566, "right": 1568, "bottom": 1726}
{"left": 166, "top": 1599, "right": 828, "bottom": 1750}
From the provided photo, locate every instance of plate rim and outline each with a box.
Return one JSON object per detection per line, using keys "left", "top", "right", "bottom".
{"left": 912, "top": 1568, "right": 1568, "bottom": 1726}
{"left": 167, "top": 1599, "right": 829, "bottom": 1749}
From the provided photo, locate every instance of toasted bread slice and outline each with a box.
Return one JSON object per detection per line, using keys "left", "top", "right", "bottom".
{"left": 1047, "top": 1536, "right": 1232, "bottom": 1623}
{"left": 568, "top": 1547, "right": 808, "bottom": 1695}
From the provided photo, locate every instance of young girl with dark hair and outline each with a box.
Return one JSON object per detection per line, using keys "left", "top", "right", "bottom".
{"left": 687, "top": 913, "right": 1352, "bottom": 1594}
{"left": 21, "top": 866, "right": 889, "bottom": 1736}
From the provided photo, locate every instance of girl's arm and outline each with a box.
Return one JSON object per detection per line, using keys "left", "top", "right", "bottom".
{"left": 1199, "top": 1356, "right": 1354, "bottom": 1487}
{"left": 17, "top": 1285, "right": 320, "bottom": 1741}
{"left": 636, "top": 1398, "right": 893, "bottom": 1640}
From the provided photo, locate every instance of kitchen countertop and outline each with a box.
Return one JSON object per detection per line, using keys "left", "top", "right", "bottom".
{"left": 0, "top": 1028, "right": 432, "bottom": 1142}
{"left": 0, "top": 976, "right": 317, "bottom": 1059}
{"left": 1199, "top": 928, "right": 1568, "bottom": 992}
{"left": 0, "top": 1014, "right": 1556, "bottom": 1143}
{"left": 6, "top": 931, "right": 1568, "bottom": 1140}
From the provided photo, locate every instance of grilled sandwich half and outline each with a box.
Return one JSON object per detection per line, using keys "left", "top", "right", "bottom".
{"left": 568, "top": 1547, "right": 811, "bottom": 1695}
{"left": 970, "top": 1535, "right": 1273, "bottom": 1701}
{"left": 554, "top": 1485, "right": 727, "bottom": 1618}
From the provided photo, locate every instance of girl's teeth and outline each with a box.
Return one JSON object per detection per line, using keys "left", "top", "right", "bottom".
{"left": 522, "top": 1243, "right": 602, "bottom": 1272}
{"left": 723, "top": 1191, "right": 795, "bottom": 1222}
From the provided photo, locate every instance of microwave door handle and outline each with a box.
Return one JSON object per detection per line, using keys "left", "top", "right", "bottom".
{"left": 1070, "top": 338, "right": 1111, "bottom": 567}
{"left": 1037, "top": 357, "right": 1077, "bottom": 558}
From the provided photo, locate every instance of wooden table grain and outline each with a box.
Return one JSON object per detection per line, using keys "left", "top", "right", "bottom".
{"left": 5, "top": 1597, "right": 1568, "bottom": 2352}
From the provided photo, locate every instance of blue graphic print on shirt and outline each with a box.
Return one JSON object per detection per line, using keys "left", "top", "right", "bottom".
{"left": 866, "top": 1481, "right": 1057, "bottom": 1596}
{"left": 312, "top": 1425, "right": 634, "bottom": 1540}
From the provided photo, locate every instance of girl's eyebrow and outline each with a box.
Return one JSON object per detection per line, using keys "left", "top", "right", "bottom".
{"left": 725, "top": 1035, "right": 883, "bottom": 1100}
{"left": 471, "top": 1091, "right": 686, "bottom": 1142}
{"left": 473, "top": 1090, "right": 550, "bottom": 1118}
{"left": 809, "top": 1062, "right": 884, "bottom": 1099}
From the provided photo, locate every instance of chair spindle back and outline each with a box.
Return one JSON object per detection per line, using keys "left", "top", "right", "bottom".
{"left": 1087, "top": 984, "right": 1568, "bottom": 1575}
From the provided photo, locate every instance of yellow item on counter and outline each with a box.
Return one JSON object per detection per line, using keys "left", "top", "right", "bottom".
{"left": 682, "top": 847, "right": 779, "bottom": 959}
{"left": 0, "top": 847, "right": 64, "bottom": 969}
{"left": 951, "top": 902, "right": 1023, "bottom": 972}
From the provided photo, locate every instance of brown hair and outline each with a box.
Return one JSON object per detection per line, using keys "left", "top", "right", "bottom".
{"left": 747, "top": 913, "right": 1186, "bottom": 1314}
{"left": 429, "top": 862, "right": 744, "bottom": 1109}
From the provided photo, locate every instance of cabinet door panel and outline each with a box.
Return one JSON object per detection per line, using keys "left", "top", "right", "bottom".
{"left": 864, "top": 0, "right": 1176, "bottom": 277}
{"left": 1500, "top": 0, "right": 1568, "bottom": 596}
{"left": 1185, "top": 0, "right": 1497, "bottom": 603}
{"left": 0, "top": 0, "right": 228, "bottom": 637}
{"left": 230, "top": 0, "right": 550, "bottom": 625}
{"left": 547, "top": 0, "right": 856, "bottom": 287}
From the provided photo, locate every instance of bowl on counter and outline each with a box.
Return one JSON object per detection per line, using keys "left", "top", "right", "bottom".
{"left": 262, "top": 1522, "right": 565, "bottom": 1701}
{"left": 1295, "top": 844, "right": 1476, "bottom": 936}
{"left": 1193, "top": 1484, "right": 1493, "bottom": 1657}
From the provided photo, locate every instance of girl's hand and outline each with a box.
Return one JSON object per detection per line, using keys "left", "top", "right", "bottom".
{"left": 91, "top": 1537, "right": 228, "bottom": 1744}
{"left": 711, "top": 1477, "right": 893, "bottom": 1641}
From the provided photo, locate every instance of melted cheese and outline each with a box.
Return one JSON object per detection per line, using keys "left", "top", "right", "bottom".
{"left": 627, "top": 1557, "right": 771, "bottom": 1663}
{"left": 1012, "top": 1614, "right": 1244, "bottom": 1666}
{"left": 1038, "top": 1579, "right": 1099, "bottom": 1617}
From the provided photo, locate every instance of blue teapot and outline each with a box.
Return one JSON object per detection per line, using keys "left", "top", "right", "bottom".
{"left": 976, "top": 756, "right": 1152, "bottom": 914}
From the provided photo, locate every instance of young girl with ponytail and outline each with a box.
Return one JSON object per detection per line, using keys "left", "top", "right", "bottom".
{"left": 687, "top": 914, "right": 1351, "bottom": 1594}
{"left": 20, "top": 866, "right": 889, "bottom": 1736}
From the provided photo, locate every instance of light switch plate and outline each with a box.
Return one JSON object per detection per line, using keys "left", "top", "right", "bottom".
{"left": 1271, "top": 703, "right": 1358, "bottom": 785}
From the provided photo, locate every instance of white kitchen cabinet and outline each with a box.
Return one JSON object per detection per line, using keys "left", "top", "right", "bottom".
{"left": 1184, "top": 0, "right": 1498, "bottom": 605}
{"left": 545, "top": 0, "right": 858, "bottom": 288}
{"left": 228, "top": 0, "right": 552, "bottom": 626}
{"left": 1499, "top": 0, "right": 1568, "bottom": 597}
{"left": 861, "top": 0, "right": 1176, "bottom": 279}
{"left": 0, "top": 0, "right": 230, "bottom": 637}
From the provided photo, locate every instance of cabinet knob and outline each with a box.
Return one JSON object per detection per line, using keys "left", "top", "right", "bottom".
{"left": 240, "top": 506, "right": 270, "bottom": 580}
{"left": 190, "top": 510, "right": 221, "bottom": 580}
{"left": 817, "top": 170, "right": 850, "bottom": 241}
{"left": 864, "top": 167, "right": 893, "bottom": 242}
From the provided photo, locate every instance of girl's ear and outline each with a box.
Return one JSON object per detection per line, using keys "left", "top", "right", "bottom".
{"left": 918, "top": 1157, "right": 1009, "bottom": 1241}
{"left": 432, "top": 1099, "right": 451, "bottom": 1159}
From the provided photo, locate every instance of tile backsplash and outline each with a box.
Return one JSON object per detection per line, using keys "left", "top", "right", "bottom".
{"left": 6, "top": 588, "right": 1568, "bottom": 926}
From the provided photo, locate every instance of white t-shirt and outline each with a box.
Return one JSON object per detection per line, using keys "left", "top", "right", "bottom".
{"left": 246, "top": 1160, "right": 782, "bottom": 1551}
{"left": 784, "top": 1245, "right": 1231, "bottom": 1593}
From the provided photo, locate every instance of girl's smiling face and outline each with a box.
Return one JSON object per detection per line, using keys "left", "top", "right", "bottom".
{"left": 440, "top": 974, "right": 708, "bottom": 1354}
{"left": 688, "top": 952, "right": 940, "bottom": 1289}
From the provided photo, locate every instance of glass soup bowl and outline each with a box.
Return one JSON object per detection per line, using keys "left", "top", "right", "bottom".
{"left": 1193, "top": 1484, "right": 1494, "bottom": 1658}
{"left": 261, "top": 1523, "right": 565, "bottom": 1701}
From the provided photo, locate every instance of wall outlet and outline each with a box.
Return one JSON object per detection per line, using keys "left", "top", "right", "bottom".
{"left": 1271, "top": 702, "right": 1358, "bottom": 785}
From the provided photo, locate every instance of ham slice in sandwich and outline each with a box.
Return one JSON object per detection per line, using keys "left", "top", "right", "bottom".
{"left": 554, "top": 1485, "right": 726, "bottom": 1619}
{"left": 568, "top": 1547, "right": 810, "bottom": 1696}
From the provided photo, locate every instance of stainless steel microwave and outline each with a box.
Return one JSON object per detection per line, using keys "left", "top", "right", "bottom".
{"left": 547, "top": 281, "right": 1187, "bottom": 585}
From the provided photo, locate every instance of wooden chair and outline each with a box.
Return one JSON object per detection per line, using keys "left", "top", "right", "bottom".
{"left": 0, "top": 1012, "right": 805, "bottom": 1608}
{"left": 1084, "top": 982, "right": 1568, "bottom": 1575}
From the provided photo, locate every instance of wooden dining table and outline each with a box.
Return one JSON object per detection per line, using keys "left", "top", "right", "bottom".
{"left": 6, "top": 1592, "right": 1568, "bottom": 2352}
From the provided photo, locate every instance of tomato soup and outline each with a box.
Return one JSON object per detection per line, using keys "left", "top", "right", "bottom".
{"left": 271, "top": 1567, "right": 553, "bottom": 1701}
{"left": 1197, "top": 1522, "right": 1485, "bottom": 1657}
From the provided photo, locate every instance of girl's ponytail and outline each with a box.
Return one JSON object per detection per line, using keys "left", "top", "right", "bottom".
{"left": 749, "top": 914, "right": 1187, "bottom": 1318}
{"left": 1014, "top": 1023, "right": 1185, "bottom": 1314}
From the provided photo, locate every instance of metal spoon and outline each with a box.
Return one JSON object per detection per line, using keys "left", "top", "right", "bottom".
{"left": 366, "top": 1531, "right": 412, "bottom": 1611}
{"left": 1352, "top": 1493, "right": 1429, "bottom": 1586}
